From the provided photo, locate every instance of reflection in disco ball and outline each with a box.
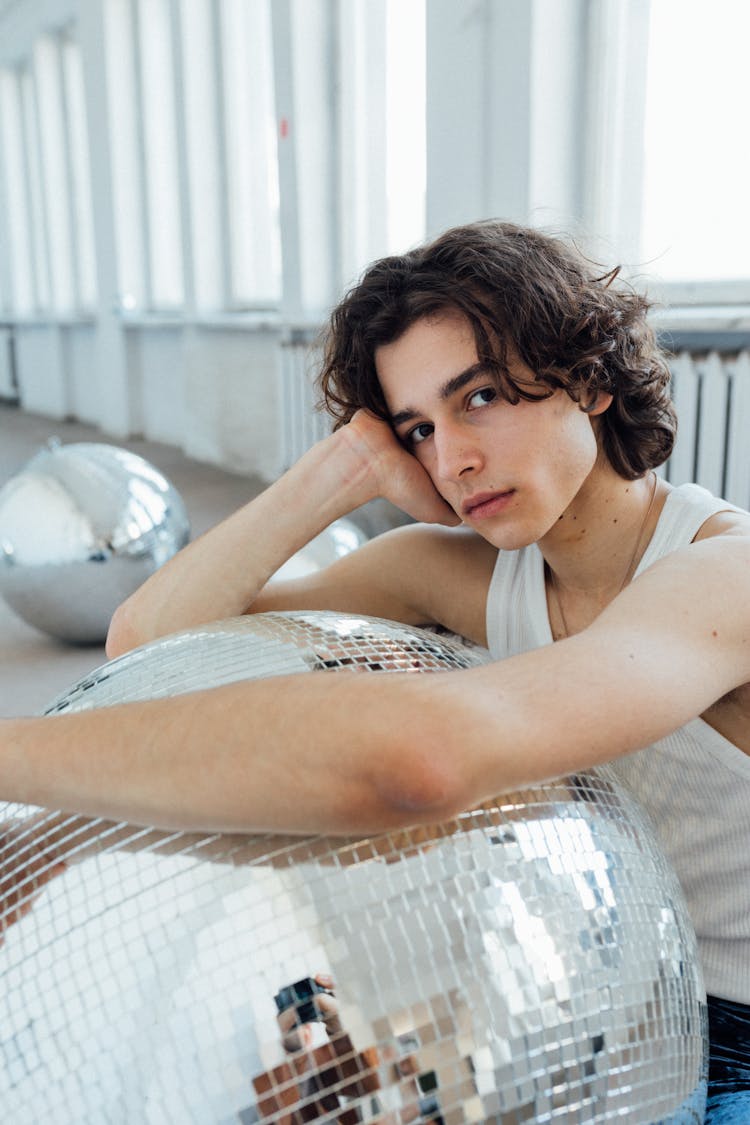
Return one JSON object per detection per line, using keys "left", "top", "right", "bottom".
{"left": 0, "top": 440, "right": 190, "bottom": 644}
{"left": 1, "top": 613, "right": 706, "bottom": 1122}
{"left": 270, "top": 517, "right": 368, "bottom": 582}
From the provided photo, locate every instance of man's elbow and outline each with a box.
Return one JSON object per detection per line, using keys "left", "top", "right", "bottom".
{"left": 371, "top": 735, "right": 472, "bottom": 827}
{"left": 105, "top": 600, "right": 143, "bottom": 661}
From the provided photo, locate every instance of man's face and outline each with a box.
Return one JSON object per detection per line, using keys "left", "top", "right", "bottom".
{"left": 374, "top": 311, "right": 609, "bottom": 551}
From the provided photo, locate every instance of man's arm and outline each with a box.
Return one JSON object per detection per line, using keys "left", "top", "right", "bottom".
{"left": 106, "top": 412, "right": 458, "bottom": 659}
{"left": 4, "top": 535, "right": 749, "bottom": 836}
{"left": 249, "top": 521, "right": 497, "bottom": 647}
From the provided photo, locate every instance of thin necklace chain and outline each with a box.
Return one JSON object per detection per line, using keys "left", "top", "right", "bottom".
{"left": 548, "top": 471, "right": 658, "bottom": 640}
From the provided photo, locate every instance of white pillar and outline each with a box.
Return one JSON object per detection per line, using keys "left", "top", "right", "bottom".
{"left": 271, "top": 0, "right": 339, "bottom": 323}
{"left": 77, "top": 0, "right": 135, "bottom": 436}
{"left": 425, "top": 0, "right": 589, "bottom": 238}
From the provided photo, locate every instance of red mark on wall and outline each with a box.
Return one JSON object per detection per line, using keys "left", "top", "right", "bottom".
{"left": 280, "top": 118, "right": 289, "bottom": 139}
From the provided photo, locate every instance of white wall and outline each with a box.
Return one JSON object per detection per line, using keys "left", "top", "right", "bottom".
{"left": 181, "top": 326, "right": 283, "bottom": 477}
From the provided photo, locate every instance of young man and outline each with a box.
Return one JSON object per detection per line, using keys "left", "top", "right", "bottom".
{"left": 2, "top": 221, "right": 750, "bottom": 1116}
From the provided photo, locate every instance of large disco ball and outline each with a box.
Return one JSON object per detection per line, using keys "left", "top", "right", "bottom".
{"left": 0, "top": 440, "right": 190, "bottom": 644}
{"left": 0, "top": 613, "right": 706, "bottom": 1123}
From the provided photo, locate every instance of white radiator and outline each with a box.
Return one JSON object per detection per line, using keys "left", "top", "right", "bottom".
{"left": 667, "top": 349, "right": 750, "bottom": 508}
{"left": 278, "top": 329, "right": 331, "bottom": 469}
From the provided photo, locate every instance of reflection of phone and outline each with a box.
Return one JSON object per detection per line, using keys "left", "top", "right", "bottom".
{"left": 417, "top": 1070, "right": 444, "bottom": 1123}
{"left": 274, "top": 977, "right": 334, "bottom": 1025}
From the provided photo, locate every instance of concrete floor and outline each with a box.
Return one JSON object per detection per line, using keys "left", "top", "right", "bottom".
{"left": 0, "top": 403, "right": 265, "bottom": 718}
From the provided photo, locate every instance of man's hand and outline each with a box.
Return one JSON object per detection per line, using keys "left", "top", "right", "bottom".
{"left": 254, "top": 970, "right": 445, "bottom": 1123}
{"left": 253, "top": 971, "right": 380, "bottom": 1123}
{"left": 337, "top": 411, "right": 460, "bottom": 526}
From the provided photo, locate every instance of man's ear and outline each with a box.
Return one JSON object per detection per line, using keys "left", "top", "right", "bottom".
{"left": 587, "top": 391, "right": 613, "bottom": 416}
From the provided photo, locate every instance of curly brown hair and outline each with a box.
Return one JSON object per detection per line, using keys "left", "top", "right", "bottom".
{"left": 317, "top": 220, "right": 676, "bottom": 479}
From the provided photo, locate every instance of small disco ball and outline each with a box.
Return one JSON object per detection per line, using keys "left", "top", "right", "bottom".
{"left": 0, "top": 439, "right": 190, "bottom": 644}
{"left": 0, "top": 613, "right": 706, "bottom": 1123}
{"left": 270, "top": 517, "right": 368, "bottom": 582}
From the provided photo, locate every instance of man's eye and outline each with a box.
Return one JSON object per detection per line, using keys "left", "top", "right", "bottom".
{"left": 467, "top": 387, "right": 497, "bottom": 409}
{"left": 408, "top": 422, "right": 434, "bottom": 446}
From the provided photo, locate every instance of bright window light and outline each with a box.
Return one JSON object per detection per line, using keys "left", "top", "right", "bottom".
{"left": 0, "top": 70, "right": 35, "bottom": 313}
{"left": 641, "top": 0, "right": 750, "bottom": 282}
{"left": 34, "top": 35, "right": 76, "bottom": 312}
{"left": 386, "top": 0, "right": 425, "bottom": 253}
{"left": 137, "top": 0, "right": 183, "bottom": 308}
{"left": 219, "top": 0, "right": 281, "bottom": 306}
{"left": 61, "top": 34, "right": 97, "bottom": 311}
{"left": 105, "top": 0, "right": 145, "bottom": 309}
{"left": 179, "top": 0, "right": 223, "bottom": 310}
{"left": 20, "top": 67, "right": 49, "bottom": 309}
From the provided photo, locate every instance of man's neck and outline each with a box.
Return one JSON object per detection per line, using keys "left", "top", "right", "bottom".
{"left": 539, "top": 466, "right": 667, "bottom": 600}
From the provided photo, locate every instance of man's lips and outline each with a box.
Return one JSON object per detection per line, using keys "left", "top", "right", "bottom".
{"left": 461, "top": 490, "right": 516, "bottom": 518}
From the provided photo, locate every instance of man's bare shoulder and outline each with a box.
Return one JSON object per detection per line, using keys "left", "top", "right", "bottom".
{"left": 384, "top": 520, "right": 498, "bottom": 565}
{"left": 694, "top": 506, "right": 750, "bottom": 541}
{"left": 382, "top": 523, "right": 498, "bottom": 641}
{"left": 252, "top": 522, "right": 498, "bottom": 644}
{"left": 595, "top": 528, "right": 750, "bottom": 690}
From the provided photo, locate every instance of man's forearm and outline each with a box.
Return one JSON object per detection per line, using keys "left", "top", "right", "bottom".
{"left": 10, "top": 563, "right": 740, "bottom": 840}
{"left": 1, "top": 671, "right": 465, "bottom": 836}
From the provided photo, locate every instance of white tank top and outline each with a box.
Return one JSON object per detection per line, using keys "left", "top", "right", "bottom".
{"left": 485, "top": 483, "right": 750, "bottom": 1003}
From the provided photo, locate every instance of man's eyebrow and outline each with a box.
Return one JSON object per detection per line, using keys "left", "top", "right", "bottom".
{"left": 390, "top": 363, "right": 489, "bottom": 427}
{"left": 439, "top": 362, "right": 489, "bottom": 400}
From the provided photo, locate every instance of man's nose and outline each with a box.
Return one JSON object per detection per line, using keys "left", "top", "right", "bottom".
{"left": 433, "top": 423, "right": 483, "bottom": 481}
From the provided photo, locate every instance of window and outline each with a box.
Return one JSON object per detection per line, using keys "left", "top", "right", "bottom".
{"left": 61, "top": 32, "right": 97, "bottom": 310}
{"left": 640, "top": 0, "right": 750, "bottom": 291}
{"left": 106, "top": 0, "right": 281, "bottom": 313}
{"left": 20, "top": 65, "right": 49, "bottom": 310}
{"left": 105, "top": 0, "right": 146, "bottom": 310}
{"left": 1, "top": 0, "right": 426, "bottom": 321}
{"left": 34, "top": 35, "right": 76, "bottom": 311}
{"left": 385, "top": 0, "right": 425, "bottom": 254}
{"left": 0, "top": 68, "right": 35, "bottom": 313}
{"left": 0, "top": 31, "right": 95, "bottom": 318}
{"left": 137, "top": 0, "right": 184, "bottom": 308}
{"left": 105, "top": 0, "right": 184, "bottom": 311}
{"left": 178, "top": 0, "right": 223, "bottom": 310}
{"left": 337, "top": 0, "right": 425, "bottom": 284}
{"left": 218, "top": 0, "right": 281, "bottom": 307}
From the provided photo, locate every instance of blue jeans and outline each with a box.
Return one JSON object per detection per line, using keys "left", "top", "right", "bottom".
{"left": 705, "top": 994, "right": 750, "bottom": 1123}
